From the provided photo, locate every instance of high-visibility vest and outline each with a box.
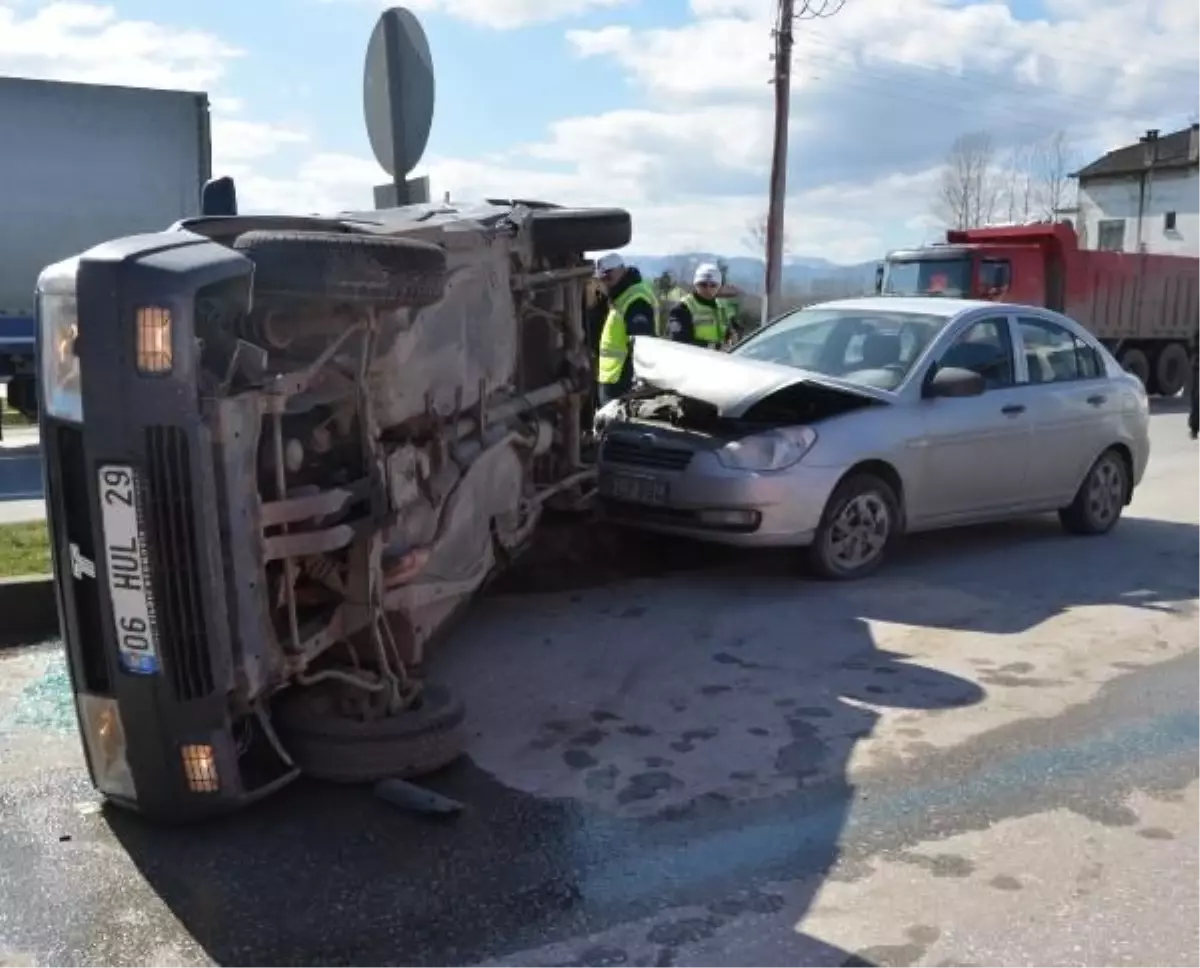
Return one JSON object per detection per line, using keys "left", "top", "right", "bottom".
{"left": 597, "top": 281, "right": 658, "bottom": 385}
{"left": 683, "top": 292, "right": 729, "bottom": 347}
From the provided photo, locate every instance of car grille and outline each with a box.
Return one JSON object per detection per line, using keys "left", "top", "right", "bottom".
{"left": 143, "top": 425, "right": 215, "bottom": 702}
{"left": 602, "top": 435, "right": 694, "bottom": 471}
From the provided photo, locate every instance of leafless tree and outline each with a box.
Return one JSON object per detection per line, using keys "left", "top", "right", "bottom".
{"left": 934, "top": 131, "right": 1001, "bottom": 229}
{"left": 1000, "top": 142, "right": 1037, "bottom": 223}
{"left": 1031, "top": 130, "right": 1076, "bottom": 219}
{"left": 744, "top": 212, "right": 790, "bottom": 262}
{"left": 937, "top": 129, "right": 1076, "bottom": 228}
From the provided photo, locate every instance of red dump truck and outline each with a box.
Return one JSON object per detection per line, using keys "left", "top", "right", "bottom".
{"left": 879, "top": 222, "right": 1199, "bottom": 396}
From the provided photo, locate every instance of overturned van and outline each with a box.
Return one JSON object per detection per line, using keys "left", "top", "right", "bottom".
{"left": 38, "top": 191, "right": 629, "bottom": 820}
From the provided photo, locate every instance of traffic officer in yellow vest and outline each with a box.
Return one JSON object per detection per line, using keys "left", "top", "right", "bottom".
{"left": 595, "top": 252, "right": 658, "bottom": 405}
{"left": 666, "top": 263, "right": 732, "bottom": 349}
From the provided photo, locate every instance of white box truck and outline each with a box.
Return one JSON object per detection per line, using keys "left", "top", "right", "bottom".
{"left": 0, "top": 76, "right": 211, "bottom": 432}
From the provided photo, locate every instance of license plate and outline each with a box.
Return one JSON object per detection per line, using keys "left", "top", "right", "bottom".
{"left": 604, "top": 472, "right": 670, "bottom": 506}
{"left": 97, "top": 464, "right": 160, "bottom": 675}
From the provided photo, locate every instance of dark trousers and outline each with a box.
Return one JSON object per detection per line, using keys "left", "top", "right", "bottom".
{"left": 1189, "top": 363, "right": 1199, "bottom": 436}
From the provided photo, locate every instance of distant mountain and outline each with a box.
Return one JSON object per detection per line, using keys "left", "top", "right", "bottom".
{"left": 625, "top": 252, "right": 879, "bottom": 295}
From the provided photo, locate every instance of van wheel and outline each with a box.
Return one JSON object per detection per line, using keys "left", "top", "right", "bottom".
{"left": 234, "top": 231, "right": 447, "bottom": 310}
{"left": 528, "top": 208, "right": 632, "bottom": 256}
{"left": 273, "top": 681, "right": 466, "bottom": 783}
{"left": 1058, "top": 449, "right": 1128, "bottom": 536}
{"left": 807, "top": 473, "right": 900, "bottom": 580}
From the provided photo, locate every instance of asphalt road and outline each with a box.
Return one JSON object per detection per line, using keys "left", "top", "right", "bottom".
{"left": 1, "top": 406, "right": 1196, "bottom": 967}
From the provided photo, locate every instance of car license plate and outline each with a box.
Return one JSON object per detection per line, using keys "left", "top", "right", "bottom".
{"left": 605, "top": 472, "right": 670, "bottom": 506}
{"left": 97, "top": 464, "right": 160, "bottom": 675}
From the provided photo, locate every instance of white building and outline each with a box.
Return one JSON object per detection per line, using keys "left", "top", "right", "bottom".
{"left": 1068, "top": 123, "right": 1198, "bottom": 258}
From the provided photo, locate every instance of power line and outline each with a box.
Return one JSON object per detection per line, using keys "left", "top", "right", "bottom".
{"left": 796, "top": 0, "right": 848, "bottom": 19}
{"left": 765, "top": 0, "right": 851, "bottom": 320}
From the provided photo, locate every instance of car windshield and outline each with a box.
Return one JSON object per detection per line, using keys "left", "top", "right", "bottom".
{"left": 733, "top": 307, "right": 950, "bottom": 390}
{"left": 882, "top": 258, "right": 971, "bottom": 298}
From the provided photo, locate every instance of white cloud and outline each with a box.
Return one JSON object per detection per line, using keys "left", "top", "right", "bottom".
{"left": 230, "top": 0, "right": 1198, "bottom": 261}
{"left": 330, "top": 0, "right": 631, "bottom": 30}
{"left": 0, "top": 1, "right": 242, "bottom": 89}
{"left": 4, "top": 0, "right": 1196, "bottom": 266}
{"left": 1, "top": 2, "right": 320, "bottom": 206}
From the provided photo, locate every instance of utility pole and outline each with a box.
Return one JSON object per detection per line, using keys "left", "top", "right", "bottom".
{"left": 762, "top": 0, "right": 849, "bottom": 323}
{"left": 763, "top": 0, "right": 794, "bottom": 323}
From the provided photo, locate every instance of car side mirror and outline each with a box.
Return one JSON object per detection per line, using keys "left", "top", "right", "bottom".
{"left": 923, "top": 365, "right": 986, "bottom": 398}
{"left": 874, "top": 263, "right": 884, "bottom": 294}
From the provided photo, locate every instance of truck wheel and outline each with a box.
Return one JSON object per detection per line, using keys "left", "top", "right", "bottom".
{"left": 272, "top": 681, "right": 466, "bottom": 783}
{"left": 1154, "top": 342, "right": 1190, "bottom": 398}
{"left": 1117, "top": 347, "right": 1150, "bottom": 390}
{"left": 528, "top": 208, "right": 632, "bottom": 257}
{"left": 233, "top": 231, "right": 447, "bottom": 310}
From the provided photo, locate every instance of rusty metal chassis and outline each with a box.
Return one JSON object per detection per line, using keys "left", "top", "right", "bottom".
{"left": 213, "top": 263, "right": 596, "bottom": 710}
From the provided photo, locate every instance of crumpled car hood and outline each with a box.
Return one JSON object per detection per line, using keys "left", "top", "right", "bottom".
{"left": 630, "top": 336, "right": 894, "bottom": 418}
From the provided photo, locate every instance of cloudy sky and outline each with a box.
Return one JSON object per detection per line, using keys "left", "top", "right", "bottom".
{"left": 1, "top": 0, "right": 1197, "bottom": 263}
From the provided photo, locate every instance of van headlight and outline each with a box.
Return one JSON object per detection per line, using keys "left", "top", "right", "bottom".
{"left": 716, "top": 427, "right": 817, "bottom": 471}
{"left": 37, "top": 261, "right": 82, "bottom": 423}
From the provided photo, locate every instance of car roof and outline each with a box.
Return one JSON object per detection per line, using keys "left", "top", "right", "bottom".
{"left": 803, "top": 296, "right": 993, "bottom": 317}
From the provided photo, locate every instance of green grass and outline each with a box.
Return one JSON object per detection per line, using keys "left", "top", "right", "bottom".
{"left": 0, "top": 405, "right": 32, "bottom": 427}
{"left": 0, "top": 521, "right": 52, "bottom": 578}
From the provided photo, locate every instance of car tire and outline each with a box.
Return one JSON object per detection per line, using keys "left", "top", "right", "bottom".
{"left": 1117, "top": 347, "right": 1151, "bottom": 390}
{"left": 528, "top": 208, "right": 632, "bottom": 257}
{"left": 272, "top": 681, "right": 466, "bottom": 783}
{"left": 807, "top": 473, "right": 900, "bottom": 580}
{"left": 1058, "top": 448, "right": 1129, "bottom": 536}
{"left": 1154, "top": 341, "right": 1190, "bottom": 398}
{"left": 233, "top": 230, "right": 448, "bottom": 310}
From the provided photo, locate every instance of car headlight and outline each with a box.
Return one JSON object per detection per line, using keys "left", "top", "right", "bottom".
{"left": 716, "top": 427, "right": 817, "bottom": 471}
{"left": 37, "top": 259, "right": 82, "bottom": 423}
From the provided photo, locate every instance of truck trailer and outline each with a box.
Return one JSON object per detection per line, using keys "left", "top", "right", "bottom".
{"left": 879, "top": 222, "right": 1199, "bottom": 395}
{"left": 0, "top": 76, "right": 211, "bottom": 431}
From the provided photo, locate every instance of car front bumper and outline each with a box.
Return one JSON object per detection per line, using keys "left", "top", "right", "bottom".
{"left": 596, "top": 429, "right": 844, "bottom": 547}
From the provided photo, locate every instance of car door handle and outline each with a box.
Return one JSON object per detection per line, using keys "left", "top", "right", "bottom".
{"left": 1001, "top": 404, "right": 1026, "bottom": 416}
{"left": 1086, "top": 394, "right": 1106, "bottom": 406}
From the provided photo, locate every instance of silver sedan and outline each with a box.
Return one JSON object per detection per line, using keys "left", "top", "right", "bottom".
{"left": 594, "top": 296, "right": 1151, "bottom": 579}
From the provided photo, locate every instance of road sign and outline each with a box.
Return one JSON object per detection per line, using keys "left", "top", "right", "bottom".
{"left": 363, "top": 7, "right": 435, "bottom": 185}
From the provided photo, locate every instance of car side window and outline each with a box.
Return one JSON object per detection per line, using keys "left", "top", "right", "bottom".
{"left": 937, "top": 317, "right": 1014, "bottom": 390}
{"left": 1017, "top": 317, "right": 1102, "bottom": 384}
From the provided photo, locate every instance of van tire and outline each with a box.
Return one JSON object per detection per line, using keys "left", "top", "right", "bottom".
{"left": 273, "top": 681, "right": 466, "bottom": 783}
{"left": 529, "top": 208, "right": 632, "bottom": 256}
{"left": 234, "top": 230, "right": 447, "bottom": 310}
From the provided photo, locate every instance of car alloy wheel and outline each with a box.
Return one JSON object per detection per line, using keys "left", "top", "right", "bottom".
{"left": 1084, "top": 454, "right": 1125, "bottom": 529}
{"left": 1059, "top": 448, "right": 1129, "bottom": 536}
{"left": 809, "top": 472, "right": 902, "bottom": 580}
{"left": 827, "top": 491, "right": 892, "bottom": 572}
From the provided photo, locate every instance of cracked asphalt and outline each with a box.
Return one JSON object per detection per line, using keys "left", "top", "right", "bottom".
{"left": 1, "top": 405, "right": 1196, "bottom": 967}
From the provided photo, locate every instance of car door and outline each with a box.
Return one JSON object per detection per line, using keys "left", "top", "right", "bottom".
{"left": 1013, "top": 314, "right": 1116, "bottom": 505}
{"left": 909, "top": 315, "right": 1034, "bottom": 524}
